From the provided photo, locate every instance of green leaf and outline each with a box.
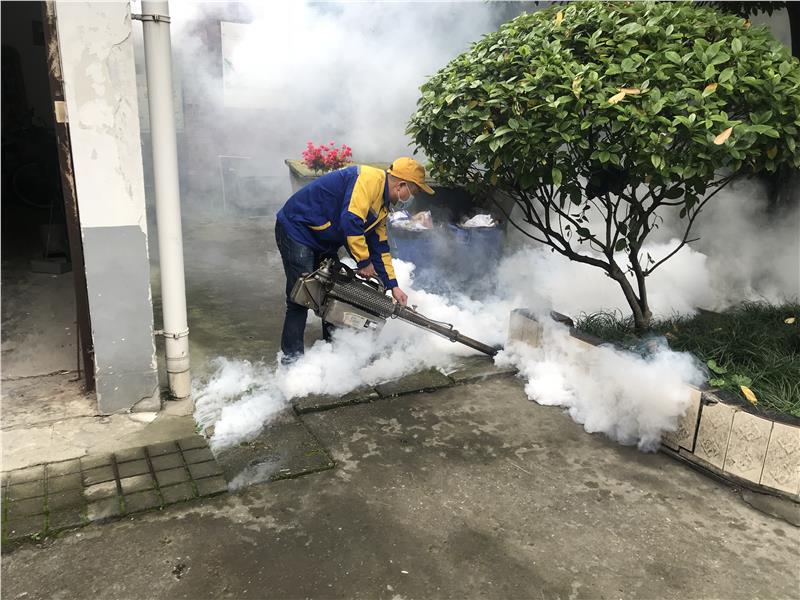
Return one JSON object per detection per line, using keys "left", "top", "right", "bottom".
{"left": 732, "top": 38, "right": 742, "bottom": 53}
{"left": 614, "top": 239, "right": 627, "bottom": 252}
{"left": 730, "top": 374, "right": 753, "bottom": 387}
{"left": 718, "top": 68, "right": 735, "bottom": 83}
{"left": 665, "top": 51, "right": 682, "bottom": 65}
{"left": 707, "top": 359, "right": 728, "bottom": 375}
{"left": 552, "top": 167, "right": 562, "bottom": 186}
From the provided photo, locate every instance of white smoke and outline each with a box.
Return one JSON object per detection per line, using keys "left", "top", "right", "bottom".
{"left": 496, "top": 323, "right": 704, "bottom": 451}
{"left": 180, "top": 2, "right": 797, "bottom": 455}
{"left": 195, "top": 254, "right": 709, "bottom": 453}
{"left": 194, "top": 259, "right": 512, "bottom": 451}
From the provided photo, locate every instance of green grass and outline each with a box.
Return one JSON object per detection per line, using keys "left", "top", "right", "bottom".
{"left": 576, "top": 302, "right": 800, "bottom": 418}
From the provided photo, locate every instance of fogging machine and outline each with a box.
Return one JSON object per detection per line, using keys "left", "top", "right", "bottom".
{"left": 290, "top": 259, "right": 498, "bottom": 356}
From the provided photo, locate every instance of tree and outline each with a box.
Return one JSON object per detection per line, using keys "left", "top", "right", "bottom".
{"left": 408, "top": 1, "right": 800, "bottom": 332}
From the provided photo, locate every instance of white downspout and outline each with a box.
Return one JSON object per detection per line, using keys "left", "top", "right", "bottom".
{"left": 137, "top": 1, "right": 191, "bottom": 399}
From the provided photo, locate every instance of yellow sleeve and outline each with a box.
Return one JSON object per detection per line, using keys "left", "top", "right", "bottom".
{"left": 374, "top": 218, "right": 397, "bottom": 283}
{"left": 343, "top": 170, "right": 378, "bottom": 265}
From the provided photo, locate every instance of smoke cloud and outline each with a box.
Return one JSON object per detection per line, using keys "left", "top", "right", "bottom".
{"left": 155, "top": 2, "right": 796, "bottom": 454}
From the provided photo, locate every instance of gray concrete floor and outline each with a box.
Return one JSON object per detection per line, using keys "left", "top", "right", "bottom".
{"left": 1, "top": 258, "right": 78, "bottom": 379}
{"left": 2, "top": 377, "right": 798, "bottom": 599}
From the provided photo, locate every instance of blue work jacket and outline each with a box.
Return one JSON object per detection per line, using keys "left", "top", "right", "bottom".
{"left": 277, "top": 165, "right": 398, "bottom": 288}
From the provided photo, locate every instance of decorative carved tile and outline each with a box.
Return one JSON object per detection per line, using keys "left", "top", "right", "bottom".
{"left": 694, "top": 402, "right": 736, "bottom": 469}
{"left": 663, "top": 386, "right": 702, "bottom": 452}
{"left": 760, "top": 422, "right": 800, "bottom": 496}
{"left": 508, "top": 310, "right": 542, "bottom": 347}
{"left": 723, "top": 412, "right": 772, "bottom": 483}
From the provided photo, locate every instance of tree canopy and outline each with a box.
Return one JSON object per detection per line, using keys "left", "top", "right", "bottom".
{"left": 408, "top": 0, "right": 800, "bottom": 330}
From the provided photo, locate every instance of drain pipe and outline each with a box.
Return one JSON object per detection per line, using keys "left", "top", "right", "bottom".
{"left": 135, "top": 1, "right": 191, "bottom": 399}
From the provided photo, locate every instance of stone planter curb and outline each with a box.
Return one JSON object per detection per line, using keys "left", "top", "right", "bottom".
{"left": 507, "top": 309, "right": 800, "bottom": 505}
{"left": 292, "top": 357, "right": 517, "bottom": 416}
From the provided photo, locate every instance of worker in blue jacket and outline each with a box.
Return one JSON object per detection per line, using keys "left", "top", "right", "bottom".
{"left": 275, "top": 156, "right": 435, "bottom": 362}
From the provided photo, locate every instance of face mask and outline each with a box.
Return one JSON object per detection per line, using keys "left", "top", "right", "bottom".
{"left": 397, "top": 184, "right": 414, "bottom": 207}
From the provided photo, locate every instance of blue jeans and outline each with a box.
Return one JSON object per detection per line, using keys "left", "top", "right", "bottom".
{"left": 275, "top": 220, "right": 336, "bottom": 361}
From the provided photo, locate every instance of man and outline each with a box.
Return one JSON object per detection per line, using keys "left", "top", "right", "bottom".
{"left": 275, "top": 156, "right": 435, "bottom": 361}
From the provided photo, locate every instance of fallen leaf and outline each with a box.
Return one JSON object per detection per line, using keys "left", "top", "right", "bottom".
{"left": 767, "top": 146, "right": 778, "bottom": 159}
{"left": 703, "top": 82, "right": 718, "bottom": 96}
{"left": 555, "top": 11, "right": 564, "bottom": 26}
{"left": 714, "top": 127, "right": 733, "bottom": 145}
{"left": 619, "top": 87, "right": 641, "bottom": 94}
{"left": 571, "top": 77, "right": 583, "bottom": 98}
{"left": 785, "top": 317, "right": 796, "bottom": 324}
{"left": 743, "top": 19, "right": 751, "bottom": 29}
{"left": 608, "top": 90, "right": 627, "bottom": 105}
{"left": 740, "top": 385, "right": 758, "bottom": 405}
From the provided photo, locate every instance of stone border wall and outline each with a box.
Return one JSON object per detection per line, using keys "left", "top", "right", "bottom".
{"left": 508, "top": 309, "right": 800, "bottom": 502}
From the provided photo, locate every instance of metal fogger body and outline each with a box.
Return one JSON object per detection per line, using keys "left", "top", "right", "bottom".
{"left": 290, "top": 259, "right": 498, "bottom": 356}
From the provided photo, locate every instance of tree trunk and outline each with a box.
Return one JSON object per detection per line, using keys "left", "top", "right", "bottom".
{"left": 609, "top": 266, "right": 652, "bottom": 334}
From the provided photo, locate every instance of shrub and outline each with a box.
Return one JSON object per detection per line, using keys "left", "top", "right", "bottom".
{"left": 408, "top": 1, "right": 800, "bottom": 331}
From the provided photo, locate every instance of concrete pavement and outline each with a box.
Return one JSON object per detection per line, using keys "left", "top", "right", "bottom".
{"left": 3, "top": 376, "right": 798, "bottom": 599}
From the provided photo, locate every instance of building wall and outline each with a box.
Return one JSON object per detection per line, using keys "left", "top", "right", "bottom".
{"left": 55, "top": 0, "right": 159, "bottom": 413}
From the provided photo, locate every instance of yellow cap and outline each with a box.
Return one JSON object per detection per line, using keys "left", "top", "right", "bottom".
{"left": 387, "top": 157, "right": 435, "bottom": 195}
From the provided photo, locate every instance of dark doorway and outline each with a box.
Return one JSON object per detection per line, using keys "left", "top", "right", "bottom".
{"left": 1, "top": 1, "right": 88, "bottom": 383}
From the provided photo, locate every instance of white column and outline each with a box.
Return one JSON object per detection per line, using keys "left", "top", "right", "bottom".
{"left": 140, "top": 0, "right": 191, "bottom": 399}
{"left": 55, "top": 0, "right": 160, "bottom": 413}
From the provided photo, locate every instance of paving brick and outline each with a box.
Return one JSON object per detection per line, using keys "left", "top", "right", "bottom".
{"left": 150, "top": 453, "right": 184, "bottom": 471}
{"left": 86, "top": 497, "right": 122, "bottom": 521}
{"left": 4, "top": 514, "right": 45, "bottom": 540}
{"left": 120, "top": 474, "right": 155, "bottom": 495}
{"left": 662, "top": 387, "right": 702, "bottom": 452}
{"left": 82, "top": 465, "right": 116, "bottom": 486}
{"left": 7, "top": 496, "right": 46, "bottom": 518}
{"left": 161, "top": 482, "right": 196, "bottom": 504}
{"left": 47, "top": 472, "right": 83, "bottom": 494}
{"left": 155, "top": 467, "right": 190, "bottom": 488}
{"left": 177, "top": 436, "right": 208, "bottom": 451}
{"left": 83, "top": 480, "right": 119, "bottom": 502}
{"left": 694, "top": 401, "right": 736, "bottom": 469}
{"left": 47, "top": 489, "right": 85, "bottom": 512}
{"left": 114, "top": 447, "right": 146, "bottom": 463}
{"left": 375, "top": 369, "right": 453, "bottom": 398}
{"left": 8, "top": 465, "right": 44, "bottom": 485}
{"left": 47, "top": 506, "right": 87, "bottom": 532}
{"left": 117, "top": 460, "right": 150, "bottom": 479}
{"left": 7, "top": 480, "right": 45, "bottom": 501}
{"left": 182, "top": 447, "right": 215, "bottom": 465}
{"left": 188, "top": 461, "right": 223, "bottom": 480}
{"left": 760, "top": 421, "right": 800, "bottom": 496}
{"left": 46, "top": 459, "right": 82, "bottom": 478}
{"left": 147, "top": 441, "right": 179, "bottom": 457}
{"left": 81, "top": 454, "right": 112, "bottom": 470}
{"left": 124, "top": 490, "right": 162, "bottom": 514}
{"left": 196, "top": 476, "right": 228, "bottom": 497}
{"left": 723, "top": 411, "right": 773, "bottom": 484}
